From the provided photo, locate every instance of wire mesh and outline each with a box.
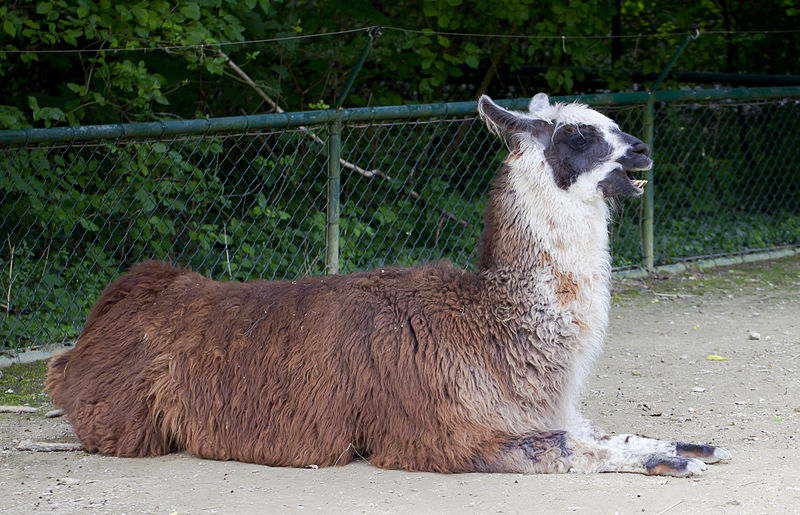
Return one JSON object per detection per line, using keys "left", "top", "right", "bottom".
{"left": 1, "top": 93, "right": 798, "bottom": 350}
{"left": 652, "top": 98, "right": 800, "bottom": 264}
{"left": 1, "top": 127, "right": 328, "bottom": 348}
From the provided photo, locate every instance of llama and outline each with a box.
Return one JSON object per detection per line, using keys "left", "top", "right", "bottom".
{"left": 47, "top": 93, "right": 730, "bottom": 476}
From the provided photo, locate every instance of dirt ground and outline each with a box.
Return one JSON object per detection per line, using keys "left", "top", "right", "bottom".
{"left": 1, "top": 258, "right": 799, "bottom": 514}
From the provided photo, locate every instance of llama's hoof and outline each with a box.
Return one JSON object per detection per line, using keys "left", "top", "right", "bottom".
{"left": 709, "top": 446, "right": 732, "bottom": 462}
{"left": 684, "top": 458, "right": 707, "bottom": 476}
{"left": 675, "top": 442, "right": 732, "bottom": 463}
{"left": 644, "top": 455, "right": 706, "bottom": 477}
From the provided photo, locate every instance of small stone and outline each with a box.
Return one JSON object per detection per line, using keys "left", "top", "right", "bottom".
{"left": 692, "top": 386, "right": 706, "bottom": 393}
{"left": 748, "top": 331, "right": 761, "bottom": 340}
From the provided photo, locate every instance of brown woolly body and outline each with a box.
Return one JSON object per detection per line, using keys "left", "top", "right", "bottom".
{"left": 47, "top": 247, "right": 583, "bottom": 472}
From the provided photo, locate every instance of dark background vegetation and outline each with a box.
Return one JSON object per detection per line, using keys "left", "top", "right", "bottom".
{"left": 1, "top": 0, "right": 799, "bottom": 127}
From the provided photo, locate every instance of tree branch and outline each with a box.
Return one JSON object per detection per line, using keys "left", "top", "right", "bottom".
{"left": 218, "top": 50, "right": 470, "bottom": 227}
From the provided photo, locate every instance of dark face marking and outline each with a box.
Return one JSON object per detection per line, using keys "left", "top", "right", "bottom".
{"left": 543, "top": 125, "right": 612, "bottom": 190}
{"left": 597, "top": 168, "right": 642, "bottom": 198}
{"left": 479, "top": 95, "right": 652, "bottom": 199}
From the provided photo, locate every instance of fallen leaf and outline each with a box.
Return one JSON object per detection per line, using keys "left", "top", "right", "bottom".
{"left": 707, "top": 354, "right": 729, "bottom": 361}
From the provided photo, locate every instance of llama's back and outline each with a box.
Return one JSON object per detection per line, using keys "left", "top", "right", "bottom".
{"left": 46, "top": 259, "right": 408, "bottom": 462}
{"left": 46, "top": 258, "right": 496, "bottom": 468}
{"left": 141, "top": 261, "right": 487, "bottom": 468}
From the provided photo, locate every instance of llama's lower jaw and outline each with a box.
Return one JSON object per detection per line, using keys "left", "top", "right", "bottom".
{"left": 599, "top": 168, "right": 645, "bottom": 198}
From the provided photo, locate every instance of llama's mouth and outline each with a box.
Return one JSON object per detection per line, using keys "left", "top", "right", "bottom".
{"left": 627, "top": 171, "right": 648, "bottom": 191}
{"left": 599, "top": 167, "right": 647, "bottom": 198}
{"left": 616, "top": 146, "right": 652, "bottom": 194}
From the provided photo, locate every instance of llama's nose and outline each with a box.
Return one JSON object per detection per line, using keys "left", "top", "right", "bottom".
{"left": 620, "top": 132, "right": 650, "bottom": 156}
{"left": 631, "top": 139, "right": 650, "bottom": 156}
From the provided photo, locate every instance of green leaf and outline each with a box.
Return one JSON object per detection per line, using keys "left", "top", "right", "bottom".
{"left": 180, "top": 3, "right": 201, "bottom": 20}
{"left": 63, "top": 29, "right": 83, "bottom": 46}
{"left": 0, "top": 105, "right": 28, "bottom": 129}
{"left": 2, "top": 18, "right": 16, "bottom": 37}
{"left": 36, "top": 2, "right": 53, "bottom": 15}
{"left": 34, "top": 106, "right": 66, "bottom": 125}
{"left": 79, "top": 217, "right": 100, "bottom": 232}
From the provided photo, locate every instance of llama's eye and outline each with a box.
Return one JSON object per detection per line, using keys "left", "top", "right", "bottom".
{"left": 569, "top": 134, "right": 587, "bottom": 147}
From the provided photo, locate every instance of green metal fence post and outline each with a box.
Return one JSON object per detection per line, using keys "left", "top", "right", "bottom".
{"left": 640, "top": 25, "right": 699, "bottom": 273}
{"left": 641, "top": 96, "right": 656, "bottom": 273}
{"left": 333, "top": 26, "right": 382, "bottom": 110}
{"left": 326, "top": 117, "right": 342, "bottom": 275}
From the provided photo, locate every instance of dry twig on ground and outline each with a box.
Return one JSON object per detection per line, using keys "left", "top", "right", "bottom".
{"left": 16, "top": 439, "right": 83, "bottom": 452}
{"left": 0, "top": 405, "right": 39, "bottom": 414}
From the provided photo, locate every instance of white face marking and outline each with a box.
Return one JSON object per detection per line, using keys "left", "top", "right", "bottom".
{"left": 527, "top": 100, "right": 619, "bottom": 133}
{"left": 568, "top": 163, "right": 619, "bottom": 203}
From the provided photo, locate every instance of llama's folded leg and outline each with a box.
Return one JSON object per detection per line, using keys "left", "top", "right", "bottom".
{"left": 478, "top": 430, "right": 726, "bottom": 476}
{"left": 571, "top": 419, "right": 731, "bottom": 464}
{"left": 593, "top": 433, "right": 731, "bottom": 465}
{"left": 475, "top": 431, "right": 574, "bottom": 474}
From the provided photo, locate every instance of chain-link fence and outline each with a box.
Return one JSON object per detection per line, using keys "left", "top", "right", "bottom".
{"left": 2, "top": 87, "right": 799, "bottom": 350}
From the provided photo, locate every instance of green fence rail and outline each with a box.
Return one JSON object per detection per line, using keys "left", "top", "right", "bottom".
{"left": 2, "top": 86, "right": 799, "bottom": 350}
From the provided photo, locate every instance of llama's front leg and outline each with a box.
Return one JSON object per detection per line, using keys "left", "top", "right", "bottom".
{"left": 480, "top": 430, "right": 729, "bottom": 476}
{"left": 600, "top": 433, "right": 732, "bottom": 465}
{"left": 572, "top": 419, "right": 731, "bottom": 464}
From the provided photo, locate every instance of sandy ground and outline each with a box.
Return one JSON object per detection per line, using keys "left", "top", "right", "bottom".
{"left": 1, "top": 262, "right": 799, "bottom": 514}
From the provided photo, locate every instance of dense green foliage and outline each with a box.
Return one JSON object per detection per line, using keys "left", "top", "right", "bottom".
{"left": 2, "top": 0, "right": 799, "bottom": 128}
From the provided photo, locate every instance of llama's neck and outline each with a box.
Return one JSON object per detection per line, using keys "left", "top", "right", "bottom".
{"left": 477, "top": 163, "right": 612, "bottom": 287}
{"left": 477, "top": 157, "right": 613, "bottom": 429}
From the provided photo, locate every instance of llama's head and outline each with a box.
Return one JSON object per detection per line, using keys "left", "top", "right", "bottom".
{"left": 478, "top": 93, "right": 651, "bottom": 202}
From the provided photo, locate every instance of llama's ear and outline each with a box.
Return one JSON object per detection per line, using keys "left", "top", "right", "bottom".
{"left": 529, "top": 93, "right": 550, "bottom": 113}
{"left": 478, "top": 95, "right": 546, "bottom": 143}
